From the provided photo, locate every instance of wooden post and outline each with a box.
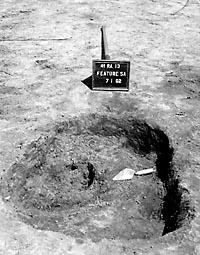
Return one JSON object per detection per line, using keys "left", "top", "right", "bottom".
{"left": 101, "top": 26, "right": 110, "bottom": 60}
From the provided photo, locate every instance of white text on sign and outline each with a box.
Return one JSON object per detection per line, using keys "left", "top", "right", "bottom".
{"left": 92, "top": 60, "right": 130, "bottom": 91}
{"left": 96, "top": 71, "right": 126, "bottom": 77}
{"left": 100, "top": 63, "right": 121, "bottom": 69}
{"left": 96, "top": 63, "right": 126, "bottom": 84}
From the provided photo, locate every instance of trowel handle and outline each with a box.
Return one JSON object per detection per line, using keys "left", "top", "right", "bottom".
{"left": 101, "top": 26, "right": 110, "bottom": 60}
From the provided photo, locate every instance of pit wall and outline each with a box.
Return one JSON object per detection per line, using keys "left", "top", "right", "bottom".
{"left": 1, "top": 114, "right": 195, "bottom": 236}
{"left": 81, "top": 114, "right": 194, "bottom": 235}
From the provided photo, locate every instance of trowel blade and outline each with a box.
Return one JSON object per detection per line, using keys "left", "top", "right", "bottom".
{"left": 113, "top": 168, "right": 135, "bottom": 181}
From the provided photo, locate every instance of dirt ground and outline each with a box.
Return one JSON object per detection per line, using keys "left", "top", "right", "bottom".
{"left": 1, "top": 0, "right": 200, "bottom": 254}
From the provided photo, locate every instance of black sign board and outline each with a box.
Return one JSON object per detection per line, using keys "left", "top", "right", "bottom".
{"left": 92, "top": 60, "right": 130, "bottom": 91}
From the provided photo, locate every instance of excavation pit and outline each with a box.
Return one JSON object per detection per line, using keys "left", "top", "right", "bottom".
{"left": 1, "top": 114, "right": 194, "bottom": 242}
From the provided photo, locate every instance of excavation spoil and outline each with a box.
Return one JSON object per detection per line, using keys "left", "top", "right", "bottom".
{"left": 0, "top": 114, "right": 194, "bottom": 242}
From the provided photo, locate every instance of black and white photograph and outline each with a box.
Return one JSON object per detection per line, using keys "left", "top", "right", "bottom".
{"left": 0, "top": 0, "right": 199, "bottom": 254}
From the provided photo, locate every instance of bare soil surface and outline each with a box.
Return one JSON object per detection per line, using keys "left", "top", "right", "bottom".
{"left": 0, "top": 0, "right": 200, "bottom": 254}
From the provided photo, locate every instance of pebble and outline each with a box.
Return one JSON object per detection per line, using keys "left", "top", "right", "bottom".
{"left": 4, "top": 196, "right": 11, "bottom": 201}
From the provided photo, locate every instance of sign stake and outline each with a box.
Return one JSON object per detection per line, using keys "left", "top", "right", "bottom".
{"left": 82, "top": 26, "right": 130, "bottom": 91}
{"left": 101, "top": 26, "right": 110, "bottom": 60}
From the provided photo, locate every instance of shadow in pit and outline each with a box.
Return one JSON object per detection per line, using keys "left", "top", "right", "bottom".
{"left": 87, "top": 115, "right": 195, "bottom": 235}
{"left": 0, "top": 114, "right": 195, "bottom": 238}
